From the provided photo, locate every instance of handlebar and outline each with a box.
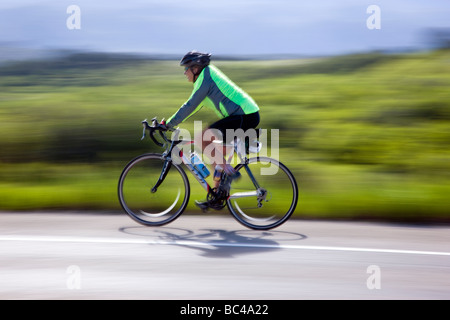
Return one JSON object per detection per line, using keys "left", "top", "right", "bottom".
{"left": 141, "top": 117, "right": 169, "bottom": 147}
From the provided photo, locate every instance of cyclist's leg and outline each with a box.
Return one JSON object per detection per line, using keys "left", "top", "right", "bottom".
{"left": 207, "top": 113, "right": 259, "bottom": 173}
{"left": 194, "top": 120, "right": 236, "bottom": 210}
{"left": 193, "top": 125, "right": 227, "bottom": 210}
{"left": 209, "top": 112, "right": 260, "bottom": 186}
{"left": 195, "top": 113, "right": 260, "bottom": 210}
{"left": 194, "top": 126, "right": 229, "bottom": 177}
{"left": 203, "top": 121, "right": 234, "bottom": 186}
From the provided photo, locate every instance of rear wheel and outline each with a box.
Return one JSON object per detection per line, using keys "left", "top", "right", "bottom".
{"left": 227, "top": 157, "right": 298, "bottom": 230}
{"left": 118, "top": 153, "right": 190, "bottom": 226}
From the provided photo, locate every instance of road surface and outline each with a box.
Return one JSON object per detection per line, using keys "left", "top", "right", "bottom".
{"left": 0, "top": 211, "right": 449, "bottom": 300}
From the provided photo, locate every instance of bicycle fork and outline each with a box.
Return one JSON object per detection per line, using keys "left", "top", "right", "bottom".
{"left": 151, "top": 158, "right": 172, "bottom": 193}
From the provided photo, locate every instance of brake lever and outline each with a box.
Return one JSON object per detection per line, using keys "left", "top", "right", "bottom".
{"left": 141, "top": 119, "right": 148, "bottom": 140}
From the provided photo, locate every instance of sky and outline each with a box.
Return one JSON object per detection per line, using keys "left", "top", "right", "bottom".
{"left": 0, "top": 0, "right": 449, "bottom": 57}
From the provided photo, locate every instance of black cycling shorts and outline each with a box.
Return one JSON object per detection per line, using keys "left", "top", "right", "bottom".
{"left": 208, "top": 112, "right": 260, "bottom": 144}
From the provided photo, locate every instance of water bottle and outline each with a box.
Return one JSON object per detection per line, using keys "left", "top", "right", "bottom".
{"left": 190, "top": 152, "right": 210, "bottom": 179}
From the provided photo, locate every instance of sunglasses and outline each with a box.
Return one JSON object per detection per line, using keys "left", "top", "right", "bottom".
{"left": 184, "top": 66, "right": 190, "bottom": 71}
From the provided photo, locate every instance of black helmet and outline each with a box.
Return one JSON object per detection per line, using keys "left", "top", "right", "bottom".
{"left": 180, "top": 51, "right": 211, "bottom": 68}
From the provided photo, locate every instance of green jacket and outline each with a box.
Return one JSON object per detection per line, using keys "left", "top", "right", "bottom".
{"left": 167, "top": 65, "right": 259, "bottom": 128}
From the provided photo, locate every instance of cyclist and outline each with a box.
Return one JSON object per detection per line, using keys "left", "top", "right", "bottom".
{"left": 163, "top": 50, "right": 260, "bottom": 209}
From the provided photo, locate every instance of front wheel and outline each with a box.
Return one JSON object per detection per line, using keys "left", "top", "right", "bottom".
{"left": 227, "top": 157, "right": 298, "bottom": 230}
{"left": 118, "top": 153, "right": 190, "bottom": 226}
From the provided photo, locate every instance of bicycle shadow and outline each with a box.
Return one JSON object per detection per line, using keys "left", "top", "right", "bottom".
{"left": 119, "top": 226, "right": 307, "bottom": 258}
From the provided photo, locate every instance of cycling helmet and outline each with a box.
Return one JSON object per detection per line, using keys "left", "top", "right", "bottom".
{"left": 180, "top": 51, "right": 211, "bottom": 68}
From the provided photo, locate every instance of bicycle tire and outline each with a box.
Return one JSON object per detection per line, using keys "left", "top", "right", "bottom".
{"left": 227, "top": 156, "right": 298, "bottom": 230}
{"left": 118, "top": 153, "right": 190, "bottom": 226}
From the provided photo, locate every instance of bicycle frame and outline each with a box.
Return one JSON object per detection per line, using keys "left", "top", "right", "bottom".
{"left": 158, "top": 134, "right": 261, "bottom": 201}
{"left": 142, "top": 119, "right": 263, "bottom": 201}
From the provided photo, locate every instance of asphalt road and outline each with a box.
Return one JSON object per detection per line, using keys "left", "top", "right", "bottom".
{"left": 0, "top": 211, "right": 449, "bottom": 300}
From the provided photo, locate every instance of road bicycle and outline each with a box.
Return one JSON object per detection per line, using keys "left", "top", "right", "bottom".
{"left": 118, "top": 118, "right": 298, "bottom": 230}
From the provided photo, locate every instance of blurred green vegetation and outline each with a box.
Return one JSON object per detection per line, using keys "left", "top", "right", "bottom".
{"left": 0, "top": 50, "right": 449, "bottom": 221}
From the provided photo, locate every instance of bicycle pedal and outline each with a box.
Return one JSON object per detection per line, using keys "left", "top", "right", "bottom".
{"left": 195, "top": 200, "right": 210, "bottom": 212}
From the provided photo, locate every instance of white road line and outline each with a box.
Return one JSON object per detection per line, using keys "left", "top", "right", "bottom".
{"left": 0, "top": 235, "right": 449, "bottom": 256}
